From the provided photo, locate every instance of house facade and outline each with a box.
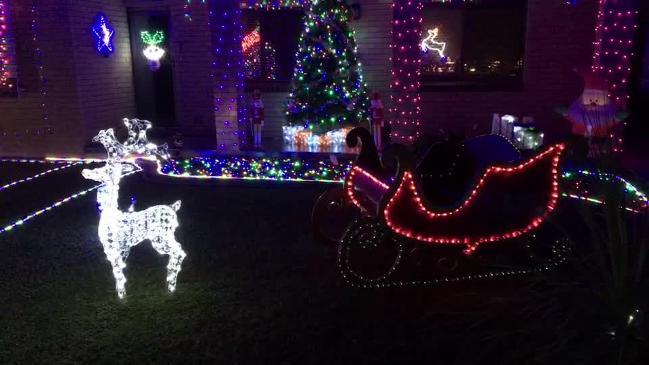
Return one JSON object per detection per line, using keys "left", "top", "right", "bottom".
{"left": 0, "top": 0, "right": 642, "bottom": 157}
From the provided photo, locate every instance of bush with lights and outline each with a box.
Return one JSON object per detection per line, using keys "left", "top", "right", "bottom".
{"left": 285, "top": 0, "right": 370, "bottom": 135}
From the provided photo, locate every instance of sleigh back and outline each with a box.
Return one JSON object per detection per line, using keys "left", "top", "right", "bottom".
{"left": 383, "top": 144, "right": 564, "bottom": 246}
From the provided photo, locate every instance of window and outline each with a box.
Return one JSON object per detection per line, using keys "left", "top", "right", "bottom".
{"left": 421, "top": 0, "right": 527, "bottom": 90}
{"left": 241, "top": 8, "right": 304, "bottom": 90}
{"left": 0, "top": 0, "right": 17, "bottom": 96}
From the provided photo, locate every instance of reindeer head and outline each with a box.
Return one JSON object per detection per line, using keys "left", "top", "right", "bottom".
{"left": 82, "top": 162, "right": 137, "bottom": 185}
{"left": 82, "top": 162, "right": 138, "bottom": 211}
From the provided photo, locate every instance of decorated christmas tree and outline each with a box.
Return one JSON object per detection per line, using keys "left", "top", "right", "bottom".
{"left": 285, "top": 0, "right": 370, "bottom": 135}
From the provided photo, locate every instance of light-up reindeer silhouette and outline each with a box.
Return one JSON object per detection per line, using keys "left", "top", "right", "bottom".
{"left": 421, "top": 27, "right": 446, "bottom": 57}
{"left": 82, "top": 118, "right": 186, "bottom": 299}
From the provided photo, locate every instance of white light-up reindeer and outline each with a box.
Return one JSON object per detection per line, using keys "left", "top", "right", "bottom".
{"left": 421, "top": 27, "right": 446, "bottom": 57}
{"left": 82, "top": 118, "right": 186, "bottom": 299}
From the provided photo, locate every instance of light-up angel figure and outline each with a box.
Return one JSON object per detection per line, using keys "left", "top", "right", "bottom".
{"left": 141, "top": 31, "right": 166, "bottom": 71}
{"left": 91, "top": 13, "right": 115, "bottom": 57}
{"left": 82, "top": 118, "right": 186, "bottom": 299}
{"left": 421, "top": 27, "right": 446, "bottom": 57}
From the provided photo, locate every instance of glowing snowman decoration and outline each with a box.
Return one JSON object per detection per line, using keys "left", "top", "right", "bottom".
{"left": 141, "top": 31, "right": 166, "bottom": 71}
{"left": 82, "top": 118, "right": 186, "bottom": 299}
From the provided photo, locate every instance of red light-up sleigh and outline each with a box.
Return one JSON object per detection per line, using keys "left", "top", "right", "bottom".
{"left": 326, "top": 127, "right": 570, "bottom": 287}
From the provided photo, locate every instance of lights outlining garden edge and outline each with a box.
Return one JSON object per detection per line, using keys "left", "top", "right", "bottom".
{"left": 0, "top": 164, "right": 140, "bottom": 236}
{"left": 141, "top": 30, "right": 166, "bottom": 71}
{"left": 159, "top": 155, "right": 352, "bottom": 184}
{"left": 0, "top": 162, "right": 81, "bottom": 192}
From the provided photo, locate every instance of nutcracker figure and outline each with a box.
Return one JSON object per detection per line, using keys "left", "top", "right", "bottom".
{"left": 369, "top": 92, "right": 384, "bottom": 149}
{"left": 251, "top": 89, "right": 265, "bottom": 147}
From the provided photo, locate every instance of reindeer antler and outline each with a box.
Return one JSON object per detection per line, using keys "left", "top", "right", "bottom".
{"left": 92, "top": 128, "right": 129, "bottom": 161}
{"left": 91, "top": 118, "right": 169, "bottom": 162}
{"left": 122, "top": 118, "right": 170, "bottom": 159}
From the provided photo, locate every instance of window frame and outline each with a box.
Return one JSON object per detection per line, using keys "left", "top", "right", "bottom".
{"left": 420, "top": 0, "right": 528, "bottom": 92}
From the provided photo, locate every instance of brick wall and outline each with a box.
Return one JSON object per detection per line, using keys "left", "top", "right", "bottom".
{"left": 0, "top": 0, "right": 83, "bottom": 156}
{"left": 0, "top": 0, "right": 601, "bottom": 156}
{"left": 67, "top": 0, "right": 136, "bottom": 144}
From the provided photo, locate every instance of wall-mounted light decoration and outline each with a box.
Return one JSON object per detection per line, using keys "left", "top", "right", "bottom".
{"left": 0, "top": 0, "right": 17, "bottom": 93}
{"left": 90, "top": 12, "right": 115, "bottom": 57}
{"left": 141, "top": 30, "right": 166, "bottom": 71}
{"left": 242, "top": 27, "right": 261, "bottom": 55}
{"left": 421, "top": 27, "right": 445, "bottom": 57}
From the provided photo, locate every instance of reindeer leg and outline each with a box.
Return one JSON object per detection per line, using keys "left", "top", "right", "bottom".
{"left": 107, "top": 254, "right": 127, "bottom": 299}
{"left": 165, "top": 241, "right": 186, "bottom": 293}
{"left": 151, "top": 236, "right": 186, "bottom": 293}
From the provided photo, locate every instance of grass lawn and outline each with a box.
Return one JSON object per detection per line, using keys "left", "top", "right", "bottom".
{"left": 0, "top": 162, "right": 645, "bottom": 364}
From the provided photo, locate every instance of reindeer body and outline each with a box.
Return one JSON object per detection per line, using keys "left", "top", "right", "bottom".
{"left": 83, "top": 120, "right": 186, "bottom": 299}
{"left": 97, "top": 201, "right": 182, "bottom": 257}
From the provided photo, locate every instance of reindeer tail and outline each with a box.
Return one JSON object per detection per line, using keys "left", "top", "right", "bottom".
{"left": 171, "top": 200, "right": 182, "bottom": 211}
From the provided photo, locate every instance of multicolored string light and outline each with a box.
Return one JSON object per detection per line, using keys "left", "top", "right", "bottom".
{"left": 0, "top": 0, "right": 15, "bottom": 92}
{"left": 592, "top": 1, "right": 639, "bottom": 106}
{"left": 0, "top": 162, "right": 141, "bottom": 236}
{"left": 239, "top": 0, "right": 310, "bottom": 11}
{"left": 338, "top": 232, "right": 571, "bottom": 288}
{"left": 1, "top": 158, "right": 78, "bottom": 164}
{"left": 285, "top": 0, "right": 370, "bottom": 135}
{"left": 1, "top": 156, "right": 647, "bottom": 238}
{"left": 263, "top": 41, "right": 277, "bottom": 79}
{"left": 390, "top": 0, "right": 423, "bottom": 143}
{"left": 0, "top": 162, "right": 81, "bottom": 192}
{"left": 562, "top": 169, "right": 648, "bottom": 213}
{"left": 158, "top": 156, "right": 352, "bottom": 183}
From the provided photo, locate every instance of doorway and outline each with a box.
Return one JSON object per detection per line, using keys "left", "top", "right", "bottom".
{"left": 128, "top": 10, "right": 176, "bottom": 134}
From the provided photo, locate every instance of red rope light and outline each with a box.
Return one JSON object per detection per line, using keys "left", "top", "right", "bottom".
{"left": 345, "top": 166, "right": 390, "bottom": 212}
{"left": 383, "top": 144, "right": 565, "bottom": 254}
